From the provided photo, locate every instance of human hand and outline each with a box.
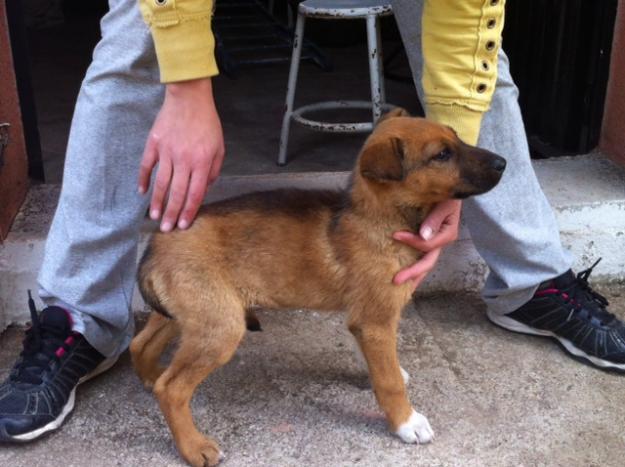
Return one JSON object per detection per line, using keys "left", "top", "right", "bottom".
{"left": 392, "top": 199, "right": 462, "bottom": 289}
{"left": 138, "top": 78, "right": 225, "bottom": 232}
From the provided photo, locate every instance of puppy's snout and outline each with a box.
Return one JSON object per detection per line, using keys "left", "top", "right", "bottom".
{"left": 490, "top": 155, "right": 506, "bottom": 173}
{"left": 454, "top": 147, "right": 506, "bottom": 200}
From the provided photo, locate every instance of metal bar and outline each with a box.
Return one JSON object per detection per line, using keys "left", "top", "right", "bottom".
{"left": 375, "top": 15, "right": 386, "bottom": 104}
{"left": 290, "top": 101, "right": 395, "bottom": 133}
{"left": 366, "top": 14, "right": 383, "bottom": 123}
{"left": 278, "top": 13, "right": 306, "bottom": 166}
{"left": 297, "top": 4, "right": 393, "bottom": 20}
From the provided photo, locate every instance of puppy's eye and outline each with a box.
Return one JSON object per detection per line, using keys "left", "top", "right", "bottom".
{"left": 433, "top": 148, "right": 453, "bottom": 162}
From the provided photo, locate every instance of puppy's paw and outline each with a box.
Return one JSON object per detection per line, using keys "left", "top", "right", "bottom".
{"left": 395, "top": 409, "right": 434, "bottom": 444}
{"left": 400, "top": 366, "right": 410, "bottom": 385}
{"left": 181, "top": 437, "right": 224, "bottom": 467}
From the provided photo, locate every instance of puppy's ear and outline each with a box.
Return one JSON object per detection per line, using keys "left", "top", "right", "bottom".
{"left": 377, "top": 107, "right": 411, "bottom": 125}
{"left": 360, "top": 137, "right": 405, "bottom": 182}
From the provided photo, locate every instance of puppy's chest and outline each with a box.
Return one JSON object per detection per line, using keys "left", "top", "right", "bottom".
{"left": 394, "top": 241, "right": 424, "bottom": 269}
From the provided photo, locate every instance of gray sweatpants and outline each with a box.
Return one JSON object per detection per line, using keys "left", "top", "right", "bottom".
{"left": 38, "top": 0, "right": 571, "bottom": 358}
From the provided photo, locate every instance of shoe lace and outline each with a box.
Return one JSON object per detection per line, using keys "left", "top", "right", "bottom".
{"left": 564, "top": 259, "right": 614, "bottom": 325}
{"left": 9, "top": 291, "right": 69, "bottom": 385}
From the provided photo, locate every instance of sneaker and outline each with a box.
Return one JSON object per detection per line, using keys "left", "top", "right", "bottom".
{"left": 0, "top": 292, "right": 116, "bottom": 442}
{"left": 487, "top": 260, "right": 625, "bottom": 372}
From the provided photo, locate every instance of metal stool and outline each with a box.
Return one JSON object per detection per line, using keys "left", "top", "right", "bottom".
{"left": 277, "top": 0, "right": 394, "bottom": 166}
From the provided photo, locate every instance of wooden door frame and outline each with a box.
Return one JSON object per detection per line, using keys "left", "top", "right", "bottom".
{"left": 0, "top": 0, "right": 29, "bottom": 241}
{"left": 600, "top": 0, "right": 625, "bottom": 166}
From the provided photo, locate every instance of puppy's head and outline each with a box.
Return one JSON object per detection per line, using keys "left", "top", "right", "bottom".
{"left": 357, "top": 112, "right": 506, "bottom": 205}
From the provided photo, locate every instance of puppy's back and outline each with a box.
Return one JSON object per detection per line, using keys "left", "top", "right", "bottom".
{"left": 139, "top": 189, "right": 350, "bottom": 315}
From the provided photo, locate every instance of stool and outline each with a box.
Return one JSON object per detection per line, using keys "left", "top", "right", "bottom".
{"left": 278, "top": 0, "right": 394, "bottom": 166}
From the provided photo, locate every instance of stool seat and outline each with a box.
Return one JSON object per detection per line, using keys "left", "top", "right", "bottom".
{"left": 299, "top": 0, "right": 392, "bottom": 19}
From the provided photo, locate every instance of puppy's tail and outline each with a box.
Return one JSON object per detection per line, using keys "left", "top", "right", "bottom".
{"left": 137, "top": 243, "right": 173, "bottom": 319}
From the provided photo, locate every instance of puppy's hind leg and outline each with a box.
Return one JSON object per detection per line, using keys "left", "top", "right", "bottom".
{"left": 130, "top": 312, "right": 179, "bottom": 389}
{"left": 154, "top": 292, "right": 246, "bottom": 467}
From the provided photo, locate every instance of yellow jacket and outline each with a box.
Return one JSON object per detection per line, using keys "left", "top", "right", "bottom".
{"left": 139, "top": 0, "right": 505, "bottom": 145}
{"left": 422, "top": 0, "right": 505, "bottom": 144}
{"left": 138, "top": 0, "right": 218, "bottom": 83}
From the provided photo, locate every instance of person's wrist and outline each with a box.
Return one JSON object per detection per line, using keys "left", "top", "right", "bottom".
{"left": 165, "top": 77, "right": 213, "bottom": 100}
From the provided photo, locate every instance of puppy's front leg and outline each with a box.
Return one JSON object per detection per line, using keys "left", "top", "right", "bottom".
{"left": 348, "top": 310, "right": 433, "bottom": 444}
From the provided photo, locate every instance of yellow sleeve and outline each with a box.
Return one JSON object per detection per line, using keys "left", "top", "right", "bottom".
{"left": 421, "top": 0, "right": 506, "bottom": 145}
{"left": 138, "top": 0, "right": 218, "bottom": 83}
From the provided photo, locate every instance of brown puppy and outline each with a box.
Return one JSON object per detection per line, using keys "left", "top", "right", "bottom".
{"left": 130, "top": 112, "right": 506, "bottom": 466}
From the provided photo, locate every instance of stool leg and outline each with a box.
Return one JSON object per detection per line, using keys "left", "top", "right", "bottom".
{"left": 366, "top": 14, "right": 383, "bottom": 125}
{"left": 278, "top": 12, "right": 306, "bottom": 166}
{"left": 375, "top": 15, "right": 386, "bottom": 104}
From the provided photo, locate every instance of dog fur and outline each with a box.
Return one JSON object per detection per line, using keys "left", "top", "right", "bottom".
{"left": 130, "top": 112, "right": 506, "bottom": 466}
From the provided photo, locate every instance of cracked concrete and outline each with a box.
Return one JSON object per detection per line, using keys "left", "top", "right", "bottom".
{"left": 1, "top": 287, "right": 624, "bottom": 467}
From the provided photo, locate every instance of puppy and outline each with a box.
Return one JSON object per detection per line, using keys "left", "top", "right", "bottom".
{"left": 130, "top": 111, "right": 506, "bottom": 466}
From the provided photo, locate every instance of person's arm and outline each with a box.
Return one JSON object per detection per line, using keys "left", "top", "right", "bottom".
{"left": 138, "top": 78, "right": 224, "bottom": 232}
{"left": 137, "top": 0, "right": 224, "bottom": 232}
{"left": 394, "top": 0, "right": 506, "bottom": 288}
{"left": 421, "top": 0, "right": 505, "bottom": 145}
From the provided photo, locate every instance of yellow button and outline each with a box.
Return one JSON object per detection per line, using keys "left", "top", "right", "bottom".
{"left": 155, "top": 0, "right": 167, "bottom": 5}
{"left": 477, "top": 83, "right": 487, "bottom": 93}
{"left": 486, "top": 41, "right": 496, "bottom": 51}
{"left": 490, "top": 0, "right": 499, "bottom": 5}
{"left": 487, "top": 19, "right": 497, "bottom": 29}
{"left": 482, "top": 61, "right": 490, "bottom": 71}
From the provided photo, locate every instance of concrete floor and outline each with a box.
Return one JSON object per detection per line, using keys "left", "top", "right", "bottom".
{"left": 29, "top": 9, "right": 420, "bottom": 183}
{"left": 1, "top": 288, "right": 624, "bottom": 467}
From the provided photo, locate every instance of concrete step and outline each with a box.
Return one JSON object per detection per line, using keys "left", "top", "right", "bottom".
{"left": 2, "top": 152, "right": 625, "bottom": 331}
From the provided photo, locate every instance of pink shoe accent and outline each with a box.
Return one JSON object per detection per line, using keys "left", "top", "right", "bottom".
{"left": 535, "top": 288, "right": 560, "bottom": 297}
{"left": 55, "top": 348, "right": 66, "bottom": 358}
{"left": 535, "top": 289, "right": 582, "bottom": 309}
{"left": 64, "top": 336, "right": 75, "bottom": 346}
{"left": 62, "top": 309, "right": 74, "bottom": 328}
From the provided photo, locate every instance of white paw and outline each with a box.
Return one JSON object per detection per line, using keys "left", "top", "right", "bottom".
{"left": 395, "top": 409, "right": 434, "bottom": 444}
{"left": 400, "top": 366, "right": 410, "bottom": 385}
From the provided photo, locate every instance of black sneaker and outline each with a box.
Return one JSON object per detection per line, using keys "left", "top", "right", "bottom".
{"left": 487, "top": 260, "right": 625, "bottom": 372}
{"left": 0, "top": 293, "right": 116, "bottom": 442}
